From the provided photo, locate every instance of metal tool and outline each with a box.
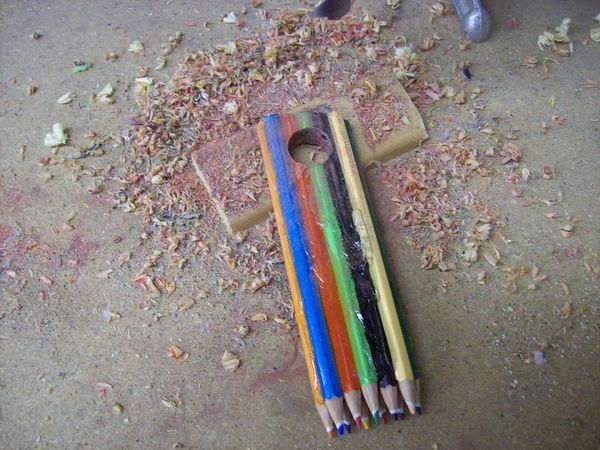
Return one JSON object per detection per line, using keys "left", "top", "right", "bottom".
{"left": 451, "top": 0, "right": 492, "bottom": 42}
{"left": 310, "top": 0, "right": 491, "bottom": 43}
{"left": 311, "top": 0, "right": 352, "bottom": 19}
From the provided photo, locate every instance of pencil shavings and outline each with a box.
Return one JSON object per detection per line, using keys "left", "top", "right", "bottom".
{"left": 241, "top": 277, "right": 267, "bottom": 293}
{"left": 57, "top": 91, "right": 76, "bottom": 104}
{"left": 134, "top": 77, "right": 153, "bottom": 95}
{"left": 223, "top": 12, "right": 237, "bottom": 24}
{"left": 500, "top": 143, "right": 522, "bottom": 164}
{"left": 160, "top": 396, "right": 182, "bottom": 408}
{"left": 250, "top": 313, "right": 268, "bottom": 322}
{"left": 538, "top": 18, "right": 571, "bottom": 55}
{"left": 167, "top": 345, "right": 189, "bottom": 363}
{"left": 44, "top": 122, "right": 68, "bottom": 147}
{"left": 177, "top": 297, "right": 195, "bottom": 311}
{"left": 483, "top": 246, "right": 500, "bottom": 266}
{"left": 220, "top": 350, "right": 240, "bottom": 372}
{"left": 95, "top": 83, "right": 114, "bottom": 104}
{"left": 128, "top": 40, "right": 144, "bottom": 53}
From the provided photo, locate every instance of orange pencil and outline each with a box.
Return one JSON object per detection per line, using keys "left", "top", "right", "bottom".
{"left": 258, "top": 122, "right": 338, "bottom": 437}
{"left": 293, "top": 160, "right": 363, "bottom": 430}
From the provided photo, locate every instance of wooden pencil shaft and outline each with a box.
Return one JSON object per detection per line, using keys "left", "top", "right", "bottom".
{"left": 329, "top": 113, "right": 417, "bottom": 383}
{"left": 290, "top": 113, "right": 361, "bottom": 394}
{"left": 263, "top": 114, "right": 342, "bottom": 401}
{"left": 315, "top": 402, "right": 335, "bottom": 435}
{"left": 257, "top": 122, "right": 324, "bottom": 405}
{"left": 310, "top": 164, "right": 378, "bottom": 387}
{"left": 294, "top": 163, "right": 362, "bottom": 395}
{"left": 344, "top": 118, "right": 420, "bottom": 380}
{"left": 322, "top": 144, "right": 397, "bottom": 389}
{"left": 380, "top": 384, "right": 400, "bottom": 414}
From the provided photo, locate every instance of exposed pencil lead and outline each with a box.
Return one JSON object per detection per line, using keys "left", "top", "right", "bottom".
{"left": 345, "top": 422, "right": 352, "bottom": 434}
{"left": 355, "top": 416, "right": 362, "bottom": 430}
{"left": 381, "top": 411, "right": 389, "bottom": 424}
{"left": 337, "top": 424, "right": 344, "bottom": 436}
{"left": 416, "top": 405, "right": 422, "bottom": 415}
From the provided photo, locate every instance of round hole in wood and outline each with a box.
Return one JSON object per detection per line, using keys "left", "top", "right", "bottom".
{"left": 287, "top": 127, "right": 332, "bottom": 167}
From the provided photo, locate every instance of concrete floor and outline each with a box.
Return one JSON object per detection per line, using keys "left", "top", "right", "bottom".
{"left": 1, "top": 0, "right": 599, "bottom": 448}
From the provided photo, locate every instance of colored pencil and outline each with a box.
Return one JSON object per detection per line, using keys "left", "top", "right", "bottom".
{"left": 294, "top": 162, "right": 364, "bottom": 427}
{"left": 320, "top": 129, "right": 402, "bottom": 420}
{"left": 291, "top": 114, "right": 364, "bottom": 428}
{"left": 262, "top": 115, "right": 346, "bottom": 432}
{"left": 330, "top": 112, "right": 422, "bottom": 414}
{"left": 258, "top": 122, "right": 336, "bottom": 437}
{"left": 310, "top": 162, "right": 381, "bottom": 420}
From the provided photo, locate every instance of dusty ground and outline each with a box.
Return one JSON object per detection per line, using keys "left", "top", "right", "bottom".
{"left": 1, "top": 0, "right": 599, "bottom": 449}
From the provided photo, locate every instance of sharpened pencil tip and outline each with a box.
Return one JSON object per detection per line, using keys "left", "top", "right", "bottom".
{"left": 381, "top": 411, "right": 389, "bottom": 424}
{"left": 327, "top": 431, "right": 335, "bottom": 439}
{"left": 373, "top": 411, "right": 380, "bottom": 426}
{"left": 416, "top": 405, "right": 422, "bottom": 415}
{"left": 362, "top": 419, "right": 370, "bottom": 430}
{"left": 392, "top": 412, "right": 399, "bottom": 421}
{"left": 337, "top": 425, "right": 344, "bottom": 436}
{"left": 355, "top": 416, "right": 362, "bottom": 430}
{"left": 345, "top": 423, "right": 352, "bottom": 434}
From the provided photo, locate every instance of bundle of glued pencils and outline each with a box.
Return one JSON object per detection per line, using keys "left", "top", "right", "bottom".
{"left": 257, "top": 111, "right": 421, "bottom": 437}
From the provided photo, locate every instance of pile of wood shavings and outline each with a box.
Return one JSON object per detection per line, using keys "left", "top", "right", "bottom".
{"left": 370, "top": 128, "right": 496, "bottom": 271}
{"left": 112, "top": 10, "right": 430, "bottom": 286}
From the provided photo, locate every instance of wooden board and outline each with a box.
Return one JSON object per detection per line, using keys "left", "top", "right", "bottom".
{"left": 192, "top": 78, "right": 427, "bottom": 234}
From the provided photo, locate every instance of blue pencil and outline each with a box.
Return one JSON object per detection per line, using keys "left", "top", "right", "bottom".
{"left": 263, "top": 114, "right": 346, "bottom": 433}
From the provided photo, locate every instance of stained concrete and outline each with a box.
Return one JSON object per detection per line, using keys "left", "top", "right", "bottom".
{"left": 1, "top": 0, "right": 599, "bottom": 448}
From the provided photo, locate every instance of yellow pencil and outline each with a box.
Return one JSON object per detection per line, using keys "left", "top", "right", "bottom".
{"left": 258, "top": 122, "right": 338, "bottom": 437}
{"left": 328, "top": 112, "right": 421, "bottom": 414}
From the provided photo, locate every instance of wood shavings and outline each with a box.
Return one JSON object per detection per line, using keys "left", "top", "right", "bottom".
{"left": 39, "top": 275, "right": 54, "bottom": 285}
{"left": 155, "top": 56, "right": 167, "bottom": 71}
{"left": 420, "top": 37, "right": 436, "bottom": 51}
{"left": 560, "top": 223, "right": 574, "bottom": 238}
{"left": 113, "top": 403, "right": 124, "bottom": 414}
{"left": 177, "top": 297, "right": 195, "bottom": 311}
{"left": 57, "top": 91, "right": 76, "bottom": 104}
{"left": 477, "top": 270, "right": 488, "bottom": 285}
{"left": 104, "top": 51, "right": 118, "bottom": 62}
{"left": 241, "top": 276, "right": 267, "bottom": 293}
{"left": 222, "top": 12, "right": 237, "bottom": 24}
{"left": 167, "top": 345, "right": 189, "bottom": 363}
{"left": 44, "top": 123, "right": 68, "bottom": 147}
{"left": 27, "top": 85, "right": 37, "bottom": 96}
{"left": 500, "top": 143, "right": 521, "bottom": 164}
{"left": 128, "top": 40, "right": 144, "bottom": 53}
{"left": 483, "top": 246, "right": 500, "bottom": 267}
{"left": 522, "top": 55, "right": 539, "bottom": 69}
{"left": 95, "top": 83, "right": 114, "bottom": 104}
{"left": 429, "top": 1, "right": 450, "bottom": 22}
{"left": 459, "top": 40, "right": 471, "bottom": 51}
{"left": 160, "top": 396, "right": 183, "bottom": 408}
{"left": 250, "top": 313, "right": 268, "bottom": 322}
{"left": 102, "top": 308, "right": 121, "bottom": 322}
{"left": 220, "top": 350, "right": 240, "bottom": 372}
{"left": 538, "top": 19, "right": 571, "bottom": 55}
{"left": 97, "top": 269, "right": 113, "bottom": 279}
